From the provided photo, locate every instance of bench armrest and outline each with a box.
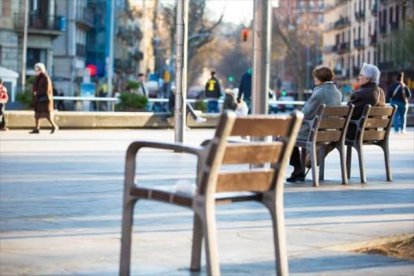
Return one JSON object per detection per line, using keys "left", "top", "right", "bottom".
{"left": 124, "top": 141, "right": 204, "bottom": 187}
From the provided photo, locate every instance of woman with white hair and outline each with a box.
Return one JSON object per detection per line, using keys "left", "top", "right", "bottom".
{"left": 30, "top": 63, "right": 59, "bottom": 134}
{"left": 346, "top": 63, "right": 386, "bottom": 139}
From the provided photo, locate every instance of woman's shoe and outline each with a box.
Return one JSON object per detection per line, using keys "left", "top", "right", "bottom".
{"left": 29, "top": 129, "right": 40, "bottom": 134}
{"left": 286, "top": 171, "right": 305, "bottom": 182}
{"left": 51, "top": 126, "right": 59, "bottom": 134}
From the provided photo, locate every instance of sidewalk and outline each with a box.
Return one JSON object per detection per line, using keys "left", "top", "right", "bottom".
{"left": 0, "top": 128, "right": 413, "bottom": 275}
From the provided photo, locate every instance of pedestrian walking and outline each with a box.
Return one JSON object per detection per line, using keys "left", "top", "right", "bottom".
{"left": 387, "top": 72, "right": 412, "bottom": 134}
{"left": 136, "top": 73, "right": 149, "bottom": 98}
{"left": 237, "top": 68, "right": 252, "bottom": 113}
{"left": 204, "top": 71, "right": 221, "bottom": 113}
{"left": 287, "top": 65, "right": 342, "bottom": 182}
{"left": 0, "top": 78, "right": 9, "bottom": 131}
{"left": 30, "top": 63, "right": 59, "bottom": 134}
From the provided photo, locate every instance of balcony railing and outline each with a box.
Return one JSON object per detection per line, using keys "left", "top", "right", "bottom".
{"left": 14, "top": 12, "right": 66, "bottom": 32}
{"left": 333, "top": 17, "right": 350, "bottom": 30}
{"left": 354, "top": 39, "right": 365, "bottom": 49}
{"left": 337, "top": 42, "right": 350, "bottom": 54}
{"left": 76, "top": 43, "right": 86, "bottom": 57}
{"left": 370, "top": 34, "right": 377, "bottom": 45}
{"left": 371, "top": 4, "right": 378, "bottom": 16}
{"left": 355, "top": 10, "right": 366, "bottom": 21}
{"left": 390, "top": 21, "right": 399, "bottom": 31}
{"left": 76, "top": 7, "right": 94, "bottom": 28}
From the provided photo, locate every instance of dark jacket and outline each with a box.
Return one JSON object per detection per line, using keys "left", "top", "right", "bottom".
{"left": 347, "top": 82, "right": 386, "bottom": 139}
{"left": 348, "top": 82, "right": 386, "bottom": 120}
{"left": 237, "top": 71, "right": 252, "bottom": 102}
{"left": 222, "top": 93, "right": 238, "bottom": 111}
{"left": 33, "top": 72, "right": 54, "bottom": 117}
{"left": 205, "top": 77, "right": 221, "bottom": 99}
{"left": 386, "top": 81, "right": 412, "bottom": 103}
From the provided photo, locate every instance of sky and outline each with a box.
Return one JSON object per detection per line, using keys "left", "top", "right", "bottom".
{"left": 207, "top": 0, "right": 279, "bottom": 24}
{"left": 152, "top": 0, "right": 279, "bottom": 25}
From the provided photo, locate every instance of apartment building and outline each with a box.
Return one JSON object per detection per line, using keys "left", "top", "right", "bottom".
{"left": 0, "top": 0, "right": 64, "bottom": 101}
{"left": 323, "top": 0, "right": 413, "bottom": 88}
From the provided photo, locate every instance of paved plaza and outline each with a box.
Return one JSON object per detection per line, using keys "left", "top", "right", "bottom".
{"left": 0, "top": 128, "right": 413, "bottom": 275}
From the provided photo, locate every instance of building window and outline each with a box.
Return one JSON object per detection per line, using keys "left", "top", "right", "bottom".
{"left": 27, "top": 48, "right": 47, "bottom": 70}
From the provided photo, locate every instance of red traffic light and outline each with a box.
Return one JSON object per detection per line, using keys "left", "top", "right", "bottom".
{"left": 241, "top": 28, "right": 249, "bottom": 42}
{"left": 86, "top": 64, "right": 97, "bottom": 77}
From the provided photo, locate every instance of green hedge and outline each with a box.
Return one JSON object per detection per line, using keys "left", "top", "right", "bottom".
{"left": 115, "top": 92, "right": 148, "bottom": 111}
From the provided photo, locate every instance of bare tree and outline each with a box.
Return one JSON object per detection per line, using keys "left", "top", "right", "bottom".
{"left": 160, "top": 0, "right": 223, "bottom": 63}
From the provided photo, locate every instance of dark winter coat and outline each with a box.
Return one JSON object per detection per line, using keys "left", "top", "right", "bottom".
{"left": 348, "top": 82, "right": 386, "bottom": 120}
{"left": 222, "top": 93, "right": 238, "bottom": 111}
{"left": 347, "top": 82, "right": 386, "bottom": 139}
{"left": 33, "top": 72, "right": 54, "bottom": 119}
{"left": 237, "top": 71, "right": 252, "bottom": 102}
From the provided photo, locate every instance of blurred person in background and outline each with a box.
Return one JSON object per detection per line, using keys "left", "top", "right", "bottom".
{"left": 387, "top": 72, "right": 412, "bottom": 134}
{"left": 30, "top": 63, "right": 59, "bottom": 134}
{"left": 204, "top": 71, "right": 221, "bottom": 113}
{"left": 0, "top": 78, "right": 9, "bottom": 131}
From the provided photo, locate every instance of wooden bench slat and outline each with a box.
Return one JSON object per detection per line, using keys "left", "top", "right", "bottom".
{"left": 365, "top": 118, "right": 389, "bottom": 128}
{"left": 231, "top": 116, "right": 291, "bottom": 136}
{"left": 319, "top": 118, "right": 346, "bottom": 129}
{"left": 316, "top": 131, "right": 342, "bottom": 142}
{"left": 363, "top": 130, "right": 386, "bottom": 141}
{"left": 216, "top": 170, "right": 274, "bottom": 193}
{"left": 323, "top": 106, "right": 351, "bottom": 116}
{"left": 222, "top": 142, "right": 284, "bottom": 164}
{"left": 368, "top": 106, "right": 394, "bottom": 116}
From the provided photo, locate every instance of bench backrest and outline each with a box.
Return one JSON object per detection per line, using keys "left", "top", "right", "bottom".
{"left": 307, "top": 104, "right": 354, "bottom": 144}
{"left": 355, "top": 105, "right": 396, "bottom": 142}
{"left": 198, "top": 111, "right": 303, "bottom": 195}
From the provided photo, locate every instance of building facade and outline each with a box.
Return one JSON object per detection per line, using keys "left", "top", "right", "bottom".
{"left": 323, "top": 0, "right": 414, "bottom": 91}
{"left": 0, "top": 0, "right": 64, "bottom": 101}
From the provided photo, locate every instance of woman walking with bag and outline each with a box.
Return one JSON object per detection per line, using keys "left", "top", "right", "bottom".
{"left": 387, "top": 72, "right": 412, "bottom": 134}
{"left": 30, "top": 63, "right": 59, "bottom": 134}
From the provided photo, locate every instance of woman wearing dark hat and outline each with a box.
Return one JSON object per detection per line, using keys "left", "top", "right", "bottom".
{"left": 30, "top": 63, "right": 59, "bottom": 134}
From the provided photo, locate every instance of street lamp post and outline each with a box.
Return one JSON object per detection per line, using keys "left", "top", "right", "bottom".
{"left": 174, "top": 0, "right": 189, "bottom": 143}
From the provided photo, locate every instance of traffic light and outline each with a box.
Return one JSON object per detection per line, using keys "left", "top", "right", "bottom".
{"left": 241, "top": 28, "right": 249, "bottom": 42}
{"left": 227, "top": 76, "right": 234, "bottom": 82}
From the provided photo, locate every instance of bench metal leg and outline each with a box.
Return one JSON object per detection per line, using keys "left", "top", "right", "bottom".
{"left": 339, "top": 145, "right": 348, "bottom": 185}
{"left": 356, "top": 144, "right": 366, "bottom": 184}
{"left": 310, "top": 145, "right": 319, "bottom": 187}
{"left": 203, "top": 202, "right": 220, "bottom": 276}
{"left": 190, "top": 213, "right": 203, "bottom": 271}
{"left": 266, "top": 197, "right": 289, "bottom": 276}
{"left": 346, "top": 145, "right": 352, "bottom": 179}
{"left": 120, "top": 199, "right": 137, "bottom": 276}
{"left": 382, "top": 143, "right": 392, "bottom": 182}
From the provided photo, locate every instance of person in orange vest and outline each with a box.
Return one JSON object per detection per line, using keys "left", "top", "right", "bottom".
{"left": 0, "top": 78, "right": 9, "bottom": 131}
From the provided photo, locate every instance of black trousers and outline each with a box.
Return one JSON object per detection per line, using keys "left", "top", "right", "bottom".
{"left": 289, "top": 146, "right": 302, "bottom": 172}
{"left": 0, "top": 103, "right": 6, "bottom": 128}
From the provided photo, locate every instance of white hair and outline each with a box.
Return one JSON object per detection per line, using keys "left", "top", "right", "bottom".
{"left": 359, "top": 63, "right": 380, "bottom": 84}
{"left": 34, "top": 63, "right": 46, "bottom": 73}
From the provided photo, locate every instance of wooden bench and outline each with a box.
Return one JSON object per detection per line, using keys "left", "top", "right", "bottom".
{"left": 119, "top": 111, "right": 303, "bottom": 276}
{"left": 295, "top": 104, "right": 354, "bottom": 187}
{"left": 346, "top": 105, "right": 397, "bottom": 183}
